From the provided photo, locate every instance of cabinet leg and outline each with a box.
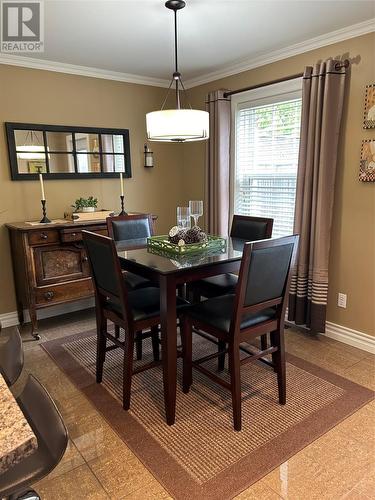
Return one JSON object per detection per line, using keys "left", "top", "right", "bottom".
{"left": 29, "top": 307, "right": 40, "bottom": 340}
{"left": 17, "top": 301, "right": 25, "bottom": 325}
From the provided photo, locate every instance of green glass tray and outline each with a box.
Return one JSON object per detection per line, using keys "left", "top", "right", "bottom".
{"left": 147, "top": 234, "right": 227, "bottom": 255}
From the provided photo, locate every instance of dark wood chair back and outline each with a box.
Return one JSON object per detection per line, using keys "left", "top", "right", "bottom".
{"left": 82, "top": 230, "right": 132, "bottom": 329}
{"left": 231, "top": 235, "right": 299, "bottom": 335}
{"left": 107, "top": 214, "right": 154, "bottom": 241}
{"left": 230, "top": 215, "right": 273, "bottom": 241}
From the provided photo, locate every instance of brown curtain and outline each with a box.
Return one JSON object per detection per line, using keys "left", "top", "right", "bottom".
{"left": 288, "top": 60, "right": 348, "bottom": 333}
{"left": 205, "top": 90, "right": 231, "bottom": 235}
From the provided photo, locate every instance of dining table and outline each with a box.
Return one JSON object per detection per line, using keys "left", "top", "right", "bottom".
{"left": 116, "top": 236, "right": 246, "bottom": 426}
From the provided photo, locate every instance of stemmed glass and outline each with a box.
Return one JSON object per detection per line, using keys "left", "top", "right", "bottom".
{"left": 177, "top": 206, "right": 191, "bottom": 229}
{"left": 189, "top": 200, "right": 203, "bottom": 227}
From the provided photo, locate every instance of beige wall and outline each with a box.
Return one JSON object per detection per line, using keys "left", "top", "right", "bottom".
{"left": 182, "top": 32, "right": 375, "bottom": 336}
{"left": 0, "top": 65, "right": 185, "bottom": 315}
{"left": 1, "top": 32, "right": 374, "bottom": 336}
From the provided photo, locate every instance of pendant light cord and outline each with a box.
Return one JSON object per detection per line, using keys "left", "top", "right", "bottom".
{"left": 159, "top": 1, "right": 193, "bottom": 112}
{"left": 174, "top": 9, "right": 178, "bottom": 74}
{"left": 174, "top": 9, "right": 180, "bottom": 109}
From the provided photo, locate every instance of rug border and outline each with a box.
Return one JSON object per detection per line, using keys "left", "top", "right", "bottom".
{"left": 41, "top": 331, "right": 374, "bottom": 500}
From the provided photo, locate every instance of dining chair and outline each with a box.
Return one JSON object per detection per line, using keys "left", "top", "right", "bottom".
{"left": 107, "top": 213, "right": 156, "bottom": 357}
{"left": 190, "top": 215, "right": 273, "bottom": 371}
{"left": 0, "top": 375, "right": 68, "bottom": 499}
{"left": 191, "top": 215, "right": 274, "bottom": 302}
{"left": 82, "top": 230, "right": 188, "bottom": 410}
{"left": 181, "top": 235, "right": 299, "bottom": 431}
{"left": 107, "top": 213, "right": 155, "bottom": 291}
{"left": 0, "top": 327, "right": 24, "bottom": 387}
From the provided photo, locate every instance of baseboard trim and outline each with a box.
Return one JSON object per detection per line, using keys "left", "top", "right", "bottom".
{"left": 1, "top": 304, "right": 374, "bottom": 353}
{"left": 324, "top": 322, "right": 375, "bottom": 354}
{"left": 0, "top": 311, "right": 20, "bottom": 328}
{"left": 0, "top": 298, "right": 94, "bottom": 329}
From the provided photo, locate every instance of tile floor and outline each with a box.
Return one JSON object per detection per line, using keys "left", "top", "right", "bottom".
{"left": 3, "top": 309, "right": 375, "bottom": 500}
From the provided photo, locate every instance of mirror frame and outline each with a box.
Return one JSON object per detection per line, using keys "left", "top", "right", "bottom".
{"left": 5, "top": 122, "right": 132, "bottom": 180}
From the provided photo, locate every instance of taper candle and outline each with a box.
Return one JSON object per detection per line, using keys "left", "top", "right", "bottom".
{"left": 39, "top": 173, "right": 45, "bottom": 200}
{"left": 120, "top": 172, "right": 124, "bottom": 196}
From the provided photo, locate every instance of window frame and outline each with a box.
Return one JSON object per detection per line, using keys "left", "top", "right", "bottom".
{"left": 230, "top": 78, "right": 302, "bottom": 234}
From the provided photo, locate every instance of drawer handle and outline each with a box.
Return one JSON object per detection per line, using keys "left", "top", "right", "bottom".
{"left": 71, "top": 233, "right": 77, "bottom": 237}
{"left": 44, "top": 291, "right": 54, "bottom": 301}
{"left": 40, "top": 233, "right": 48, "bottom": 240}
{"left": 82, "top": 256, "right": 88, "bottom": 262}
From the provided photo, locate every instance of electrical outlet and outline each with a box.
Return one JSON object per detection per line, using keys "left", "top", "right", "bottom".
{"left": 338, "top": 293, "right": 347, "bottom": 308}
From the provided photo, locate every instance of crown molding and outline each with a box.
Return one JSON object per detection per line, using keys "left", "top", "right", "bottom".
{"left": 184, "top": 18, "right": 375, "bottom": 89}
{"left": 0, "top": 18, "right": 374, "bottom": 89}
{"left": 0, "top": 53, "right": 171, "bottom": 88}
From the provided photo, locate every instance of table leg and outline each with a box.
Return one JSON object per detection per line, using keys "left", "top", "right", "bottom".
{"left": 160, "top": 275, "right": 177, "bottom": 426}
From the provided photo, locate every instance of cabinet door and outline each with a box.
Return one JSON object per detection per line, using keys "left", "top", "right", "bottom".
{"left": 33, "top": 244, "right": 90, "bottom": 286}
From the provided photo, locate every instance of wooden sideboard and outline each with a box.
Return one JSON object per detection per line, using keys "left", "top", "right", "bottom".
{"left": 6, "top": 215, "right": 157, "bottom": 339}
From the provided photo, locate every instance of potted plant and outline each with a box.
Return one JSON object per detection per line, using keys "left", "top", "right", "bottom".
{"left": 72, "top": 196, "right": 98, "bottom": 213}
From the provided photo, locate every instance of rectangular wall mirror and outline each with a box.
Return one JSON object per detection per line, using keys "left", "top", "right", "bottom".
{"left": 6, "top": 123, "right": 132, "bottom": 180}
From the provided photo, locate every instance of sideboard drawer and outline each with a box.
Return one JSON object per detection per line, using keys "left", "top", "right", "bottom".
{"left": 60, "top": 226, "right": 107, "bottom": 243}
{"left": 28, "top": 230, "right": 60, "bottom": 246}
{"left": 35, "top": 279, "right": 93, "bottom": 306}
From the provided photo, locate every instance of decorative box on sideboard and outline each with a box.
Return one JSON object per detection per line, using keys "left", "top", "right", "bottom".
{"left": 6, "top": 215, "right": 157, "bottom": 339}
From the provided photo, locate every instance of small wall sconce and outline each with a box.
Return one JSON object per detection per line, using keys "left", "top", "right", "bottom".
{"left": 144, "top": 144, "right": 154, "bottom": 168}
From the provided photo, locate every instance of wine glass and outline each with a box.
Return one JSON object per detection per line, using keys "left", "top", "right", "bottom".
{"left": 189, "top": 200, "right": 203, "bottom": 227}
{"left": 177, "top": 207, "right": 191, "bottom": 229}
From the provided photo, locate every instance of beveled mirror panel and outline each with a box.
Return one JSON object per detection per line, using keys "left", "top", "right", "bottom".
{"left": 102, "top": 134, "right": 124, "bottom": 154}
{"left": 6, "top": 123, "right": 131, "bottom": 180}
{"left": 48, "top": 153, "right": 75, "bottom": 173}
{"left": 46, "top": 131, "right": 73, "bottom": 152}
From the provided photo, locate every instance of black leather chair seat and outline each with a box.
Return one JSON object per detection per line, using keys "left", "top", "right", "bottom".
{"left": 186, "top": 294, "right": 276, "bottom": 334}
{"left": 107, "top": 287, "right": 189, "bottom": 322}
{"left": 0, "top": 376, "right": 68, "bottom": 498}
{"left": 196, "top": 273, "right": 238, "bottom": 298}
{"left": 124, "top": 271, "right": 153, "bottom": 291}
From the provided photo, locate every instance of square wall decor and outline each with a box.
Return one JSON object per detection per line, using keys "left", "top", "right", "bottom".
{"left": 360, "top": 140, "right": 375, "bottom": 182}
{"left": 363, "top": 84, "right": 375, "bottom": 129}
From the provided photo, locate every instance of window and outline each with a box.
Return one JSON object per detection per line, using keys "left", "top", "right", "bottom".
{"left": 232, "top": 80, "right": 302, "bottom": 237}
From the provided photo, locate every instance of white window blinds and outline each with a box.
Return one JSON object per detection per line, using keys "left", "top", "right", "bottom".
{"left": 234, "top": 96, "right": 302, "bottom": 237}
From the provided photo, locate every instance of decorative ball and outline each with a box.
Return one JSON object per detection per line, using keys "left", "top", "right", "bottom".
{"left": 169, "top": 227, "right": 187, "bottom": 244}
{"left": 184, "top": 226, "right": 208, "bottom": 244}
{"left": 168, "top": 225, "right": 207, "bottom": 246}
{"left": 169, "top": 226, "right": 180, "bottom": 238}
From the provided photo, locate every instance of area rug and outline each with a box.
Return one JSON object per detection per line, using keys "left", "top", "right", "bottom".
{"left": 42, "top": 330, "right": 374, "bottom": 500}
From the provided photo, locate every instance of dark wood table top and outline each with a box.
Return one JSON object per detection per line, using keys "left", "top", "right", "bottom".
{"left": 5, "top": 219, "right": 107, "bottom": 231}
{"left": 6, "top": 213, "right": 157, "bottom": 232}
{"left": 116, "top": 237, "right": 246, "bottom": 275}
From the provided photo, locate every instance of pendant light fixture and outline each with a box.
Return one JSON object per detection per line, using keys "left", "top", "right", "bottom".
{"left": 146, "top": 0, "right": 209, "bottom": 142}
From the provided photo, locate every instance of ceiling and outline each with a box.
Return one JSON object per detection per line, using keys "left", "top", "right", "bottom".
{"left": 7, "top": 0, "right": 375, "bottom": 86}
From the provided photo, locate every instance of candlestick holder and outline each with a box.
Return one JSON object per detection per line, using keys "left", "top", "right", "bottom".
{"left": 40, "top": 199, "right": 51, "bottom": 224}
{"left": 119, "top": 195, "right": 127, "bottom": 216}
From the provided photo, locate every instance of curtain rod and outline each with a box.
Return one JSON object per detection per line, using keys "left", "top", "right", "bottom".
{"left": 223, "top": 59, "right": 350, "bottom": 98}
